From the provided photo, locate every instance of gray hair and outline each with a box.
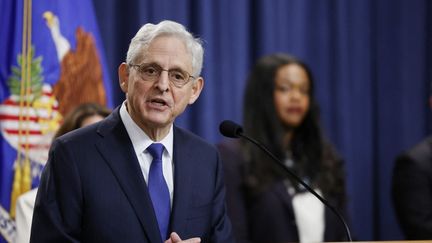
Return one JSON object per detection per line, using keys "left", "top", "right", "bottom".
{"left": 126, "top": 20, "right": 204, "bottom": 77}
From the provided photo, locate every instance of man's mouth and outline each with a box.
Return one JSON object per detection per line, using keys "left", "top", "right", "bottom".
{"left": 149, "top": 98, "right": 168, "bottom": 107}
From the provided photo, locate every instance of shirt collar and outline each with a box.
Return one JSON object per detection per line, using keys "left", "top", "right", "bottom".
{"left": 119, "top": 101, "right": 173, "bottom": 157}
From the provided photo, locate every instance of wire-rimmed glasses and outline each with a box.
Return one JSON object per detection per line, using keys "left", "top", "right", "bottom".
{"left": 129, "top": 63, "right": 195, "bottom": 88}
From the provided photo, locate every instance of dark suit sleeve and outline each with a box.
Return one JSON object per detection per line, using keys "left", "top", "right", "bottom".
{"left": 30, "top": 139, "right": 83, "bottom": 242}
{"left": 218, "top": 142, "right": 250, "bottom": 243}
{"left": 210, "top": 151, "right": 236, "bottom": 243}
{"left": 249, "top": 182, "right": 299, "bottom": 243}
{"left": 392, "top": 153, "right": 432, "bottom": 239}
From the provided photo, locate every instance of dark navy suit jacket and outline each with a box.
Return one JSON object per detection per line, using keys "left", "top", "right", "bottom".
{"left": 392, "top": 136, "right": 432, "bottom": 239}
{"left": 30, "top": 107, "right": 234, "bottom": 243}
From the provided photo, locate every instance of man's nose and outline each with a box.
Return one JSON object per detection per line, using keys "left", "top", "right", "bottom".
{"left": 155, "top": 70, "right": 170, "bottom": 92}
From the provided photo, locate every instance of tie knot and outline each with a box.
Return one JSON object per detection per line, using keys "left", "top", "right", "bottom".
{"left": 147, "top": 143, "right": 164, "bottom": 161}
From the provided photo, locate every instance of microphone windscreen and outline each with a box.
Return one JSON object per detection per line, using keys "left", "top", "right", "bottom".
{"left": 219, "top": 120, "right": 243, "bottom": 138}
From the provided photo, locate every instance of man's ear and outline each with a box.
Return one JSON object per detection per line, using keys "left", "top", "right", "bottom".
{"left": 118, "top": 63, "right": 129, "bottom": 93}
{"left": 188, "top": 77, "right": 204, "bottom": 104}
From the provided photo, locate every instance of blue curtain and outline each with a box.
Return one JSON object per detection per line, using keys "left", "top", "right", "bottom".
{"left": 91, "top": 0, "right": 432, "bottom": 240}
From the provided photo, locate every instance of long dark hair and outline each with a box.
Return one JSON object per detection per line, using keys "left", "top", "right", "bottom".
{"left": 242, "top": 53, "right": 345, "bottom": 202}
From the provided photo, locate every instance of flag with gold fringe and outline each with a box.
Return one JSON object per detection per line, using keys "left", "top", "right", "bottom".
{"left": 0, "top": 0, "right": 112, "bottom": 242}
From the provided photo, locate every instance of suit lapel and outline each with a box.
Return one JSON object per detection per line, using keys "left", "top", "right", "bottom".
{"left": 170, "top": 127, "right": 194, "bottom": 235}
{"left": 273, "top": 181, "right": 298, "bottom": 223}
{"left": 95, "top": 108, "right": 161, "bottom": 243}
{"left": 274, "top": 181, "right": 294, "bottom": 209}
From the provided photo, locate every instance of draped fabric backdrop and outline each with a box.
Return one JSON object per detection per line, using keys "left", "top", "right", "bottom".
{"left": 92, "top": 0, "right": 432, "bottom": 240}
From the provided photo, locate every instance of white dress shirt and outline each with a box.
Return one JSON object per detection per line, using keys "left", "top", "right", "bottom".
{"left": 284, "top": 154, "right": 325, "bottom": 243}
{"left": 291, "top": 189, "right": 325, "bottom": 243}
{"left": 119, "top": 102, "right": 174, "bottom": 206}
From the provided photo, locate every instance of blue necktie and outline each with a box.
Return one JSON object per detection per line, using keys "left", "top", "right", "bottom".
{"left": 147, "top": 143, "right": 171, "bottom": 241}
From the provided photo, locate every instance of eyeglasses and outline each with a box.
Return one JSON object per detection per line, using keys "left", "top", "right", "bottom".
{"left": 128, "top": 63, "right": 195, "bottom": 88}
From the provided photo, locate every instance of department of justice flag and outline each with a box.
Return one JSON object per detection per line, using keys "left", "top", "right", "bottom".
{"left": 0, "top": 0, "right": 112, "bottom": 242}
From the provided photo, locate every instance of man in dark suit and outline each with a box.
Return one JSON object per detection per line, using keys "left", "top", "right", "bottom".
{"left": 30, "top": 20, "right": 234, "bottom": 243}
{"left": 392, "top": 136, "right": 432, "bottom": 239}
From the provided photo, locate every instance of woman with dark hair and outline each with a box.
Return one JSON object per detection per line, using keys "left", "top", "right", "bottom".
{"left": 53, "top": 103, "right": 111, "bottom": 139}
{"left": 53, "top": 102, "right": 111, "bottom": 139}
{"left": 219, "top": 53, "right": 348, "bottom": 243}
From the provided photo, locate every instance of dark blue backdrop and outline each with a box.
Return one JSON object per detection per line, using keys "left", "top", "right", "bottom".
{"left": 91, "top": 0, "right": 432, "bottom": 240}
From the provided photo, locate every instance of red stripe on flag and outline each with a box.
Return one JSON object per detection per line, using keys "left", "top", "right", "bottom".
{"left": 0, "top": 114, "right": 39, "bottom": 122}
{"left": 19, "top": 143, "right": 51, "bottom": 149}
{"left": 4, "top": 129, "right": 42, "bottom": 135}
{"left": 2, "top": 99, "right": 59, "bottom": 110}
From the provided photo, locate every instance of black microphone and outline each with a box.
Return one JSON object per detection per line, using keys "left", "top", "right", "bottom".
{"left": 219, "top": 120, "right": 352, "bottom": 242}
{"left": 219, "top": 120, "right": 243, "bottom": 138}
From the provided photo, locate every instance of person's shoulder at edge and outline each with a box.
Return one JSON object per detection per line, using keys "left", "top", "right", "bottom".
{"left": 399, "top": 135, "right": 432, "bottom": 162}
{"left": 174, "top": 125, "right": 219, "bottom": 151}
